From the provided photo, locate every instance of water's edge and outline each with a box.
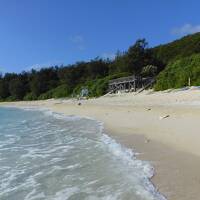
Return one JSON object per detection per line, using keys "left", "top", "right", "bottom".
{"left": 0, "top": 105, "right": 166, "bottom": 200}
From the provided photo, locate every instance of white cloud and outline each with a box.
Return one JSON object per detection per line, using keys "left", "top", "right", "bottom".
{"left": 171, "top": 24, "right": 200, "bottom": 35}
{"left": 101, "top": 52, "right": 116, "bottom": 60}
{"left": 25, "top": 61, "right": 63, "bottom": 71}
{"left": 26, "top": 64, "right": 44, "bottom": 71}
{"left": 69, "top": 35, "right": 85, "bottom": 51}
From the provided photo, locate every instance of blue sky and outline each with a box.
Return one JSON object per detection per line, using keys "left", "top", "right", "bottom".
{"left": 0, "top": 0, "right": 200, "bottom": 73}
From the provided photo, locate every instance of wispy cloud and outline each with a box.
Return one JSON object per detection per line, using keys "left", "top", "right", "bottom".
{"left": 171, "top": 24, "right": 200, "bottom": 35}
{"left": 0, "top": 66, "right": 6, "bottom": 73}
{"left": 25, "top": 61, "right": 63, "bottom": 71}
{"left": 26, "top": 64, "right": 45, "bottom": 71}
{"left": 69, "top": 35, "right": 85, "bottom": 51}
{"left": 101, "top": 52, "right": 116, "bottom": 60}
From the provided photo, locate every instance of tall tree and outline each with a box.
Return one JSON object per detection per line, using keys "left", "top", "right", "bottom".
{"left": 9, "top": 78, "right": 26, "bottom": 100}
{"left": 126, "top": 39, "right": 149, "bottom": 74}
{"left": 0, "top": 79, "right": 9, "bottom": 99}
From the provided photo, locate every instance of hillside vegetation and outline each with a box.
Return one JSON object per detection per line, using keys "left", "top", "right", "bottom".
{"left": 155, "top": 54, "right": 200, "bottom": 90}
{"left": 153, "top": 32, "right": 200, "bottom": 64}
{"left": 1, "top": 33, "right": 200, "bottom": 101}
{"left": 0, "top": 39, "right": 163, "bottom": 101}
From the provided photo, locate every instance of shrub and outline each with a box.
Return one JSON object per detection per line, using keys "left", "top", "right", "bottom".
{"left": 73, "top": 72, "right": 131, "bottom": 97}
{"left": 154, "top": 53, "right": 200, "bottom": 91}
{"left": 23, "top": 92, "right": 37, "bottom": 101}
{"left": 38, "top": 84, "right": 71, "bottom": 100}
{"left": 5, "top": 96, "right": 17, "bottom": 102}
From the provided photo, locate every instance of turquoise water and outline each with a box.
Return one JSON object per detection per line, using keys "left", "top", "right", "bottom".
{"left": 0, "top": 107, "right": 165, "bottom": 200}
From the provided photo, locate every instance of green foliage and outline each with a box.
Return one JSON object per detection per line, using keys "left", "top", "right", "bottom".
{"left": 87, "top": 78, "right": 108, "bottom": 97}
{"left": 4, "top": 32, "right": 200, "bottom": 101}
{"left": 153, "top": 32, "right": 200, "bottom": 64}
{"left": 23, "top": 93, "right": 37, "bottom": 101}
{"left": 50, "top": 84, "right": 71, "bottom": 98}
{"left": 38, "top": 84, "right": 71, "bottom": 100}
{"left": 73, "top": 72, "right": 131, "bottom": 97}
{"left": 38, "top": 92, "right": 52, "bottom": 100}
{"left": 0, "top": 79, "right": 9, "bottom": 99}
{"left": 109, "top": 51, "right": 129, "bottom": 74}
{"left": 126, "top": 39, "right": 149, "bottom": 74}
{"left": 0, "top": 57, "right": 110, "bottom": 101}
{"left": 30, "top": 67, "right": 59, "bottom": 96}
{"left": 109, "top": 39, "right": 162, "bottom": 75}
{"left": 5, "top": 96, "right": 17, "bottom": 102}
{"left": 9, "top": 78, "right": 27, "bottom": 100}
{"left": 155, "top": 54, "right": 200, "bottom": 91}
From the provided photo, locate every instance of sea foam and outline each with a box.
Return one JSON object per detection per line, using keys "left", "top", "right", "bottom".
{"left": 0, "top": 107, "right": 166, "bottom": 200}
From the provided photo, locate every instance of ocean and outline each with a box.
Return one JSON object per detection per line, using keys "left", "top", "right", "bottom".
{"left": 0, "top": 107, "right": 165, "bottom": 200}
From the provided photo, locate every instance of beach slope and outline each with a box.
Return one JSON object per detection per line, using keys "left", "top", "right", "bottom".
{"left": 1, "top": 88, "right": 200, "bottom": 200}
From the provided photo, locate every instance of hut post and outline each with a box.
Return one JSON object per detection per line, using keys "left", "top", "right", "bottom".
{"left": 134, "top": 79, "right": 136, "bottom": 92}
{"left": 188, "top": 77, "right": 191, "bottom": 87}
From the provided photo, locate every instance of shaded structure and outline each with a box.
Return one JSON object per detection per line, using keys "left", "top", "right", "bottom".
{"left": 108, "top": 75, "right": 155, "bottom": 93}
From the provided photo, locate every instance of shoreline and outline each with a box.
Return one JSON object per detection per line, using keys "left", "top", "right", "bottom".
{"left": 1, "top": 89, "right": 200, "bottom": 199}
{"left": 0, "top": 104, "right": 167, "bottom": 199}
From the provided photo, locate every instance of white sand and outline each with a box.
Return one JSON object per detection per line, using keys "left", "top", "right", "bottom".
{"left": 1, "top": 88, "right": 200, "bottom": 199}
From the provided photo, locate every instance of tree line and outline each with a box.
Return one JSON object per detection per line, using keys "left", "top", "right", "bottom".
{"left": 0, "top": 38, "right": 165, "bottom": 101}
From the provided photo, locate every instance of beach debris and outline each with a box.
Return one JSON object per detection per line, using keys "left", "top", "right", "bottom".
{"left": 159, "top": 115, "right": 170, "bottom": 120}
{"left": 146, "top": 108, "right": 151, "bottom": 111}
{"left": 78, "top": 102, "right": 82, "bottom": 106}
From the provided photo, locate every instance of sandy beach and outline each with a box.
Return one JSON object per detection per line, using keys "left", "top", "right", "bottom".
{"left": 1, "top": 88, "right": 200, "bottom": 200}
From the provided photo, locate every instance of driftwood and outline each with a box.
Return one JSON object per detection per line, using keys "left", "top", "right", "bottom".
{"left": 159, "top": 115, "right": 170, "bottom": 120}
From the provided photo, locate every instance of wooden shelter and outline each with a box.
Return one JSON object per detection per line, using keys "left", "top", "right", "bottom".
{"left": 108, "top": 75, "right": 154, "bottom": 93}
